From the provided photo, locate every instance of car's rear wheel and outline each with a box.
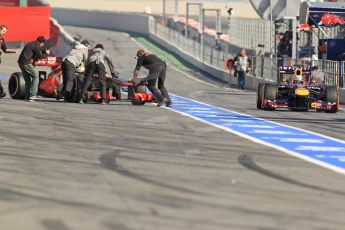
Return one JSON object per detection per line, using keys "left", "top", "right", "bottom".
{"left": 8, "top": 72, "right": 26, "bottom": 99}
{"left": 257, "top": 83, "right": 265, "bottom": 109}
{"left": 325, "top": 86, "right": 338, "bottom": 113}
{"left": 325, "top": 86, "right": 338, "bottom": 103}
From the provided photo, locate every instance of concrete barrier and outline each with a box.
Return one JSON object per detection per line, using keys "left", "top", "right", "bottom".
{"left": 51, "top": 8, "right": 150, "bottom": 35}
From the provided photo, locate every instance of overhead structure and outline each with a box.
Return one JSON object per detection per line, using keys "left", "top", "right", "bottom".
{"left": 299, "top": 1, "right": 345, "bottom": 25}
{"left": 249, "top": 0, "right": 303, "bottom": 19}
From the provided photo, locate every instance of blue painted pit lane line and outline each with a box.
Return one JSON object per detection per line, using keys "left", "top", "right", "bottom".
{"left": 167, "top": 94, "right": 345, "bottom": 175}
{"left": 0, "top": 76, "right": 9, "bottom": 81}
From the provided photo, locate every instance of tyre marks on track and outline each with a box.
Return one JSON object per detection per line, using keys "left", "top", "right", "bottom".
{"left": 99, "top": 151, "right": 206, "bottom": 195}
{"left": 238, "top": 154, "right": 345, "bottom": 196}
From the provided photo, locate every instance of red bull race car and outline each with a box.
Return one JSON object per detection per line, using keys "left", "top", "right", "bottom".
{"left": 8, "top": 57, "right": 153, "bottom": 105}
{"left": 257, "top": 66, "right": 339, "bottom": 113}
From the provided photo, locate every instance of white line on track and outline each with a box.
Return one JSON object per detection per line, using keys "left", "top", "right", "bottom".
{"left": 163, "top": 94, "right": 345, "bottom": 176}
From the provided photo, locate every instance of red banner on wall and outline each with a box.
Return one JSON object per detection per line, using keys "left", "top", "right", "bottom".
{"left": 0, "top": 6, "right": 50, "bottom": 42}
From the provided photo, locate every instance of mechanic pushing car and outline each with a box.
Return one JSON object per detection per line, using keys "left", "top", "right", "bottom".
{"left": 79, "top": 43, "right": 117, "bottom": 105}
{"left": 132, "top": 49, "right": 172, "bottom": 107}
{"left": 61, "top": 40, "right": 90, "bottom": 102}
{"left": 17, "top": 36, "right": 49, "bottom": 101}
{"left": 0, "top": 25, "right": 16, "bottom": 98}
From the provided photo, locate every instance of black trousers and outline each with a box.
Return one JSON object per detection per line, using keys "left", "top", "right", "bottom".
{"left": 80, "top": 61, "right": 107, "bottom": 101}
{"left": 62, "top": 59, "right": 76, "bottom": 101}
{"left": 142, "top": 63, "right": 171, "bottom": 103}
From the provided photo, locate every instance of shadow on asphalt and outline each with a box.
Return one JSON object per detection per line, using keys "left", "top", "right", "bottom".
{"left": 238, "top": 154, "right": 345, "bottom": 197}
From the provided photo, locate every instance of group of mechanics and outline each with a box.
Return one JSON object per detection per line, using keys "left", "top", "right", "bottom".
{"left": 0, "top": 25, "right": 172, "bottom": 107}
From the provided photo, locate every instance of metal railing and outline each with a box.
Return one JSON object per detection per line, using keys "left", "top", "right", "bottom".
{"left": 315, "top": 60, "right": 340, "bottom": 87}
{"left": 153, "top": 23, "right": 230, "bottom": 70}
{"left": 341, "top": 61, "right": 345, "bottom": 88}
{"left": 229, "top": 17, "right": 273, "bottom": 54}
{"left": 150, "top": 20, "right": 345, "bottom": 88}
{"left": 252, "top": 56, "right": 343, "bottom": 87}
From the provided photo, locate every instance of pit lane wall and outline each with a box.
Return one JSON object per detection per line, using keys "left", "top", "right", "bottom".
{"left": 49, "top": 8, "right": 345, "bottom": 104}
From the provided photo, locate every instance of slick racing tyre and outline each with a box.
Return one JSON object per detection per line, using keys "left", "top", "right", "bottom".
{"left": 325, "top": 86, "right": 338, "bottom": 113}
{"left": 325, "top": 86, "right": 338, "bottom": 103}
{"left": 263, "top": 84, "right": 277, "bottom": 110}
{"left": 264, "top": 84, "right": 277, "bottom": 101}
{"left": 8, "top": 72, "right": 26, "bottom": 99}
{"left": 257, "top": 83, "right": 266, "bottom": 109}
{"left": 112, "top": 85, "right": 122, "bottom": 100}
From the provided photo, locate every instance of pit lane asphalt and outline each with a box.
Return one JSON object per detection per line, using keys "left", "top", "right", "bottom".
{"left": 0, "top": 26, "right": 344, "bottom": 230}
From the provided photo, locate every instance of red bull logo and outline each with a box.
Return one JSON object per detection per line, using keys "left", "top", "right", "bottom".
{"left": 319, "top": 13, "right": 345, "bottom": 26}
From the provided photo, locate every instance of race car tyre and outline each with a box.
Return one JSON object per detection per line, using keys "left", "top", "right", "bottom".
{"left": 325, "top": 106, "right": 338, "bottom": 113}
{"left": 8, "top": 72, "right": 26, "bottom": 99}
{"left": 325, "top": 86, "right": 338, "bottom": 103}
{"left": 131, "top": 101, "right": 146, "bottom": 106}
{"left": 112, "top": 86, "right": 122, "bottom": 100}
{"left": 264, "top": 84, "right": 277, "bottom": 101}
{"left": 325, "top": 86, "right": 338, "bottom": 113}
{"left": 257, "top": 83, "right": 266, "bottom": 109}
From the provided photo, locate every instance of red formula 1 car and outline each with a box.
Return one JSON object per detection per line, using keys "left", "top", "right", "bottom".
{"left": 8, "top": 57, "right": 153, "bottom": 105}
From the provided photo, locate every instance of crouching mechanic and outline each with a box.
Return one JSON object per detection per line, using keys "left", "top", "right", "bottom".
{"left": 132, "top": 49, "right": 172, "bottom": 107}
{"left": 79, "top": 44, "right": 117, "bottom": 105}
{"left": 61, "top": 40, "right": 90, "bottom": 102}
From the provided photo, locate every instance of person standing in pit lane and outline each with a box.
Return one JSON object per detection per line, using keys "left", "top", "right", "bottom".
{"left": 61, "top": 40, "right": 90, "bottom": 102}
{"left": 233, "top": 48, "right": 251, "bottom": 90}
{"left": 132, "top": 49, "right": 172, "bottom": 107}
{"left": 0, "top": 25, "right": 16, "bottom": 98}
{"left": 17, "top": 36, "right": 49, "bottom": 101}
{"left": 79, "top": 43, "right": 117, "bottom": 105}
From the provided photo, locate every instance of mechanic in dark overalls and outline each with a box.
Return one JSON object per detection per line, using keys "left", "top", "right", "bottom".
{"left": 18, "top": 36, "right": 48, "bottom": 101}
{"left": 132, "top": 49, "right": 172, "bottom": 107}
{"left": 79, "top": 44, "right": 117, "bottom": 105}
{"left": 0, "top": 25, "right": 16, "bottom": 98}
